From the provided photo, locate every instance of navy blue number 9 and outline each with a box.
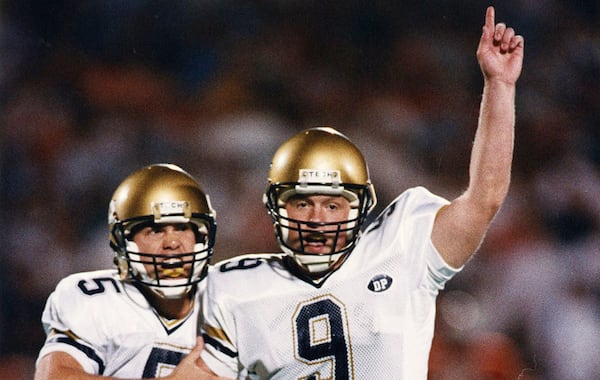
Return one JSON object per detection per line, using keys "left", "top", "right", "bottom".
{"left": 293, "top": 296, "right": 353, "bottom": 380}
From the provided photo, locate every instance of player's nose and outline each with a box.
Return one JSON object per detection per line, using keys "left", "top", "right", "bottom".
{"left": 307, "top": 204, "right": 327, "bottom": 225}
{"left": 162, "top": 227, "right": 182, "bottom": 249}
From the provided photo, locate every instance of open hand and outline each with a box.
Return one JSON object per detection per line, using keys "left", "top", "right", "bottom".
{"left": 167, "top": 336, "right": 232, "bottom": 380}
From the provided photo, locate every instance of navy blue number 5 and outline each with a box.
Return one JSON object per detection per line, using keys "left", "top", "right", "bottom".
{"left": 142, "top": 347, "right": 184, "bottom": 377}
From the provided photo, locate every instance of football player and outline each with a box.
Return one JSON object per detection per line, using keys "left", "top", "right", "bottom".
{"left": 35, "top": 164, "right": 224, "bottom": 379}
{"left": 200, "top": 6, "right": 524, "bottom": 379}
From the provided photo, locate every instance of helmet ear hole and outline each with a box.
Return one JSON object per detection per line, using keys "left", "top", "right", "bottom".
{"left": 110, "top": 223, "right": 126, "bottom": 252}
{"left": 115, "top": 256, "right": 130, "bottom": 280}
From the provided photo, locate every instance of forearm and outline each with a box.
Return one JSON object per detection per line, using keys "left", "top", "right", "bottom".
{"left": 35, "top": 352, "right": 158, "bottom": 380}
{"left": 432, "top": 79, "right": 516, "bottom": 267}
{"left": 35, "top": 352, "right": 117, "bottom": 380}
{"left": 467, "top": 78, "right": 516, "bottom": 214}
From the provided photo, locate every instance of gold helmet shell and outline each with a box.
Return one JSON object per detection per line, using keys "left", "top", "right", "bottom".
{"left": 109, "top": 164, "right": 215, "bottom": 232}
{"left": 108, "top": 164, "right": 216, "bottom": 298}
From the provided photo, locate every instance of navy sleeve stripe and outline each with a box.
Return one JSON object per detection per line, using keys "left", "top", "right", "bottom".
{"left": 50, "top": 335, "right": 106, "bottom": 374}
{"left": 202, "top": 333, "right": 238, "bottom": 358}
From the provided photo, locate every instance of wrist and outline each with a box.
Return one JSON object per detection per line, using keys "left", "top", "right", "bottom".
{"left": 483, "top": 78, "right": 517, "bottom": 96}
{"left": 483, "top": 76, "right": 517, "bottom": 88}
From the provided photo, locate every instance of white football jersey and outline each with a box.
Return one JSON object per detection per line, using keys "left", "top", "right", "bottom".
{"left": 201, "top": 187, "right": 462, "bottom": 379}
{"left": 36, "top": 268, "right": 204, "bottom": 377}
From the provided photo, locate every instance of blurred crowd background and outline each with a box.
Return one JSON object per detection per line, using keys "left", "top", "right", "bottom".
{"left": 0, "top": 1, "right": 598, "bottom": 378}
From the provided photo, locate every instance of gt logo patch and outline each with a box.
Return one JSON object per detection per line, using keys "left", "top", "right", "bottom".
{"left": 368, "top": 274, "right": 393, "bottom": 293}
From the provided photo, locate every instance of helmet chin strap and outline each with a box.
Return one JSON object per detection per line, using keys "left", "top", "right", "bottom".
{"left": 291, "top": 249, "right": 345, "bottom": 274}
{"left": 148, "top": 281, "right": 193, "bottom": 299}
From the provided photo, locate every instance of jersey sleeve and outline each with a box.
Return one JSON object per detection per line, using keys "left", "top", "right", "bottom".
{"left": 36, "top": 272, "right": 113, "bottom": 374}
{"left": 200, "top": 255, "right": 278, "bottom": 379}
{"left": 367, "top": 186, "right": 462, "bottom": 291}
{"left": 200, "top": 264, "right": 241, "bottom": 378}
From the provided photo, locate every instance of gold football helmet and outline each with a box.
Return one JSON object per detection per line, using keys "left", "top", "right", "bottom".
{"left": 108, "top": 164, "right": 216, "bottom": 298}
{"left": 264, "top": 127, "right": 376, "bottom": 282}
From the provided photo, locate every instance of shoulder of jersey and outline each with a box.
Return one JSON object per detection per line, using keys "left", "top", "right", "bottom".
{"left": 363, "top": 186, "right": 443, "bottom": 231}
{"left": 56, "top": 268, "right": 119, "bottom": 284}
{"left": 212, "top": 253, "right": 284, "bottom": 269}
{"left": 209, "top": 253, "right": 285, "bottom": 278}
{"left": 206, "top": 253, "right": 288, "bottom": 298}
{"left": 53, "top": 269, "right": 123, "bottom": 299}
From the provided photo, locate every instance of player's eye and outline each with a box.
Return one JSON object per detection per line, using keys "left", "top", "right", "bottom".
{"left": 288, "top": 199, "right": 309, "bottom": 209}
{"left": 150, "top": 225, "right": 164, "bottom": 234}
{"left": 173, "top": 223, "right": 192, "bottom": 231}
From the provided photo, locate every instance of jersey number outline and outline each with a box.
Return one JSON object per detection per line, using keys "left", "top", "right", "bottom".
{"left": 77, "top": 277, "right": 121, "bottom": 296}
{"left": 219, "top": 257, "right": 263, "bottom": 272}
{"left": 365, "top": 202, "right": 396, "bottom": 233}
{"left": 293, "top": 295, "right": 354, "bottom": 380}
{"left": 143, "top": 347, "right": 184, "bottom": 378}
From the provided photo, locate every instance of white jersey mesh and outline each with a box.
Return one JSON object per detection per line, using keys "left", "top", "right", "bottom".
{"left": 36, "top": 268, "right": 204, "bottom": 377}
{"left": 201, "top": 187, "right": 461, "bottom": 379}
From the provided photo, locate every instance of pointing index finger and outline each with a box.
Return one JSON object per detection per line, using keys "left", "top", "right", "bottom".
{"left": 481, "top": 6, "right": 496, "bottom": 42}
{"left": 485, "top": 6, "right": 495, "bottom": 29}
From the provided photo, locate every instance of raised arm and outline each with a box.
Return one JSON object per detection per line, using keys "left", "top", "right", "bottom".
{"left": 431, "top": 6, "right": 524, "bottom": 268}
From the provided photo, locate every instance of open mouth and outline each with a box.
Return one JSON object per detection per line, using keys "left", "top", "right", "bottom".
{"left": 161, "top": 259, "right": 186, "bottom": 278}
{"left": 302, "top": 233, "right": 332, "bottom": 253}
{"left": 305, "top": 232, "right": 327, "bottom": 244}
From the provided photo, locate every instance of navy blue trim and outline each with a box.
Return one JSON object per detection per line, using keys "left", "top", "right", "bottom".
{"left": 50, "top": 335, "right": 106, "bottom": 374}
{"left": 202, "top": 333, "right": 238, "bottom": 358}
{"left": 159, "top": 313, "right": 190, "bottom": 335}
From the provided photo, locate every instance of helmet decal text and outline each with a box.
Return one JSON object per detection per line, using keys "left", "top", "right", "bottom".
{"left": 152, "top": 201, "right": 192, "bottom": 222}
{"left": 298, "top": 169, "right": 342, "bottom": 185}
